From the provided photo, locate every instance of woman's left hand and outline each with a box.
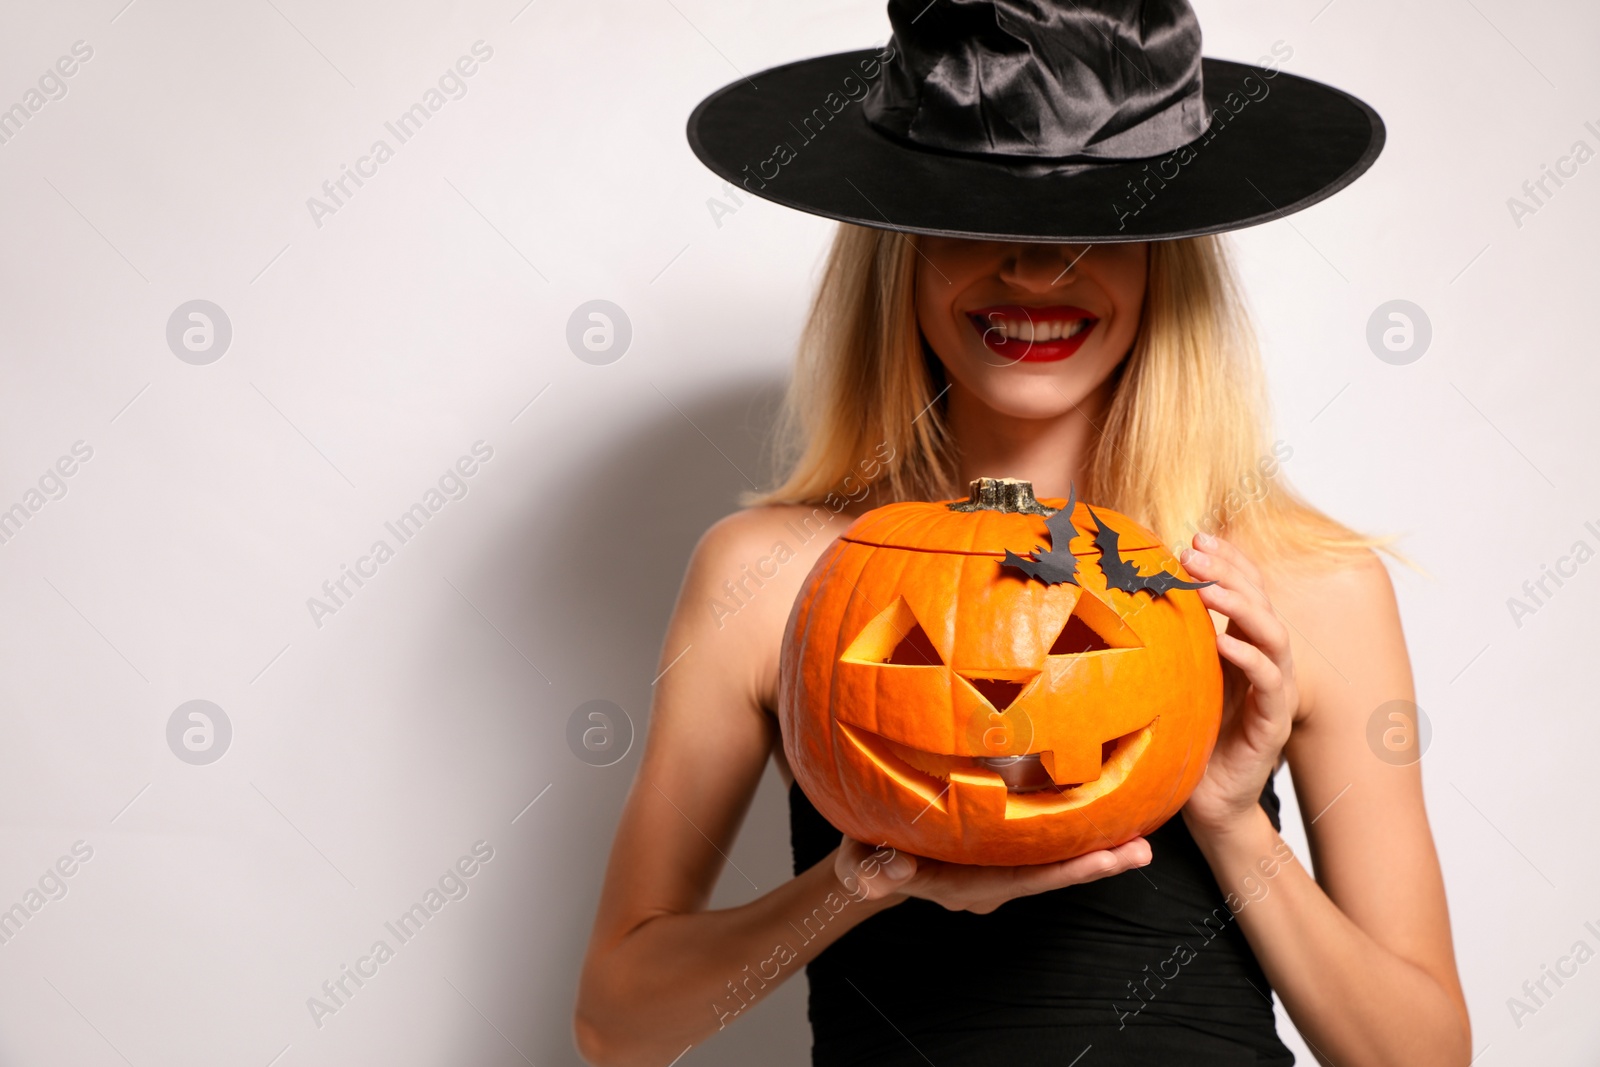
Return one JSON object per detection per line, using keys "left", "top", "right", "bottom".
{"left": 1177, "top": 532, "right": 1299, "bottom": 837}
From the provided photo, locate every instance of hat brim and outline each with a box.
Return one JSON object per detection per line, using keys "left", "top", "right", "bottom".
{"left": 687, "top": 51, "right": 1384, "bottom": 243}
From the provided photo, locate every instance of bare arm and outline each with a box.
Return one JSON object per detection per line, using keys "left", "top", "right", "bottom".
{"left": 1181, "top": 539, "right": 1470, "bottom": 1067}
{"left": 572, "top": 511, "right": 880, "bottom": 1066}
{"left": 574, "top": 509, "right": 1153, "bottom": 1066}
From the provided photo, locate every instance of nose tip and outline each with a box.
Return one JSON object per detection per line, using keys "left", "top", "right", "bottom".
{"left": 1000, "top": 243, "right": 1084, "bottom": 289}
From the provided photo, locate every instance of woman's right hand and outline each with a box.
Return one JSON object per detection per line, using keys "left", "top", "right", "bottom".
{"left": 834, "top": 833, "right": 1152, "bottom": 915}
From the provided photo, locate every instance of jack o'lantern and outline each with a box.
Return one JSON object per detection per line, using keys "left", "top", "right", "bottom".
{"left": 779, "top": 477, "right": 1222, "bottom": 866}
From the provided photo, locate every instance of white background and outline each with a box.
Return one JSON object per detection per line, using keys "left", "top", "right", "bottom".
{"left": 0, "top": 0, "right": 1596, "bottom": 1064}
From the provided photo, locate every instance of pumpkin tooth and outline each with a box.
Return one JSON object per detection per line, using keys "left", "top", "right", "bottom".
{"left": 975, "top": 754, "right": 1055, "bottom": 792}
{"left": 1005, "top": 721, "right": 1159, "bottom": 819}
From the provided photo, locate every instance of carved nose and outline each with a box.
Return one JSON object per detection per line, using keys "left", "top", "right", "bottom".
{"left": 959, "top": 671, "right": 1037, "bottom": 712}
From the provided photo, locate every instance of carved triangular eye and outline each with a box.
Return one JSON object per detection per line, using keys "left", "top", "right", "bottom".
{"left": 1047, "top": 591, "right": 1141, "bottom": 656}
{"left": 1049, "top": 615, "right": 1111, "bottom": 655}
{"left": 841, "top": 597, "right": 945, "bottom": 667}
{"left": 887, "top": 621, "right": 942, "bottom": 666}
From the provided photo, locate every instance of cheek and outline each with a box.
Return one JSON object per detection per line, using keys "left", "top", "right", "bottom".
{"left": 915, "top": 267, "right": 970, "bottom": 359}
{"left": 1107, "top": 250, "right": 1150, "bottom": 325}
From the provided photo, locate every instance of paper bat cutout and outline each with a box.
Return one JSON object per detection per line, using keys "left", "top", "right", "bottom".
{"left": 1086, "top": 506, "right": 1214, "bottom": 598}
{"left": 1001, "top": 484, "right": 1080, "bottom": 586}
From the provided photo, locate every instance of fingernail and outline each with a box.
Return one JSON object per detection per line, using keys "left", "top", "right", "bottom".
{"left": 882, "top": 856, "right": 914, "bottom": 880}
{"left": 1195, "top": 531, "right": 1217, "bottom": 548}
{"left": 1183, "top": 549, "right": 1208, "bottom": 567}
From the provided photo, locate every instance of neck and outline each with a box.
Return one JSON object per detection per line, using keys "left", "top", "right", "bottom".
{"left": 944, "top": 378, "right": 1112, "bottom": 501}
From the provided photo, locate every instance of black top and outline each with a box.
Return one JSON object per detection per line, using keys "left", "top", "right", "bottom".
{"left": 788, "top": 776, "right": 1293, "bottom": 1066}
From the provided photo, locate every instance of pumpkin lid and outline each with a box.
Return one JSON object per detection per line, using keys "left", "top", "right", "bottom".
{"left": 841, "top": 478, "right": 1163, "bottom": 557}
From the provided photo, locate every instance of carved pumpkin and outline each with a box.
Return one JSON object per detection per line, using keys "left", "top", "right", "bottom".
{"left": 779, "top": 478, "right": 1222, "bottom": 866}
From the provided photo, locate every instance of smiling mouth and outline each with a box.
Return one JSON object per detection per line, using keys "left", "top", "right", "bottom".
{"left": 967, "top": 304, "right": 1099, "bottom": 363}
{"left": 837, "top": 719, "right": 1156, "bottom": 818}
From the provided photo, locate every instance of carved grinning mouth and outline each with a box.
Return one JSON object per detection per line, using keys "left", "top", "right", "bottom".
{"left": 838, "top": 718, "right": 1157, "bottom": 818}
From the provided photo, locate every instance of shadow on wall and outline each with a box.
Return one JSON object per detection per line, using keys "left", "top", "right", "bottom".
{"left": 533, "top": 373, "right": 790, "bottom": 709}
{"left": 455, "top": 373, "right": 815, "bottom": 1066}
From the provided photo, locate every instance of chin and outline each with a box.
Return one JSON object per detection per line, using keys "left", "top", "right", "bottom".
{"left": 963, "top": 383, "right": 1079, "bottom": 421}
{"left": 947, "top": 348, "right": 1122, "bottom": 421}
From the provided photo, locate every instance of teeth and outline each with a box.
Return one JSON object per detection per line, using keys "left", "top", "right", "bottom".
{"left": 987, "top": 316, "right": 1091, "bottom": 343}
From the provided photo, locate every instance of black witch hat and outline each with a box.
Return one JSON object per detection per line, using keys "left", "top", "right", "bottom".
{"left": 686, "top": 0, "right": 1384, "bottom": 242}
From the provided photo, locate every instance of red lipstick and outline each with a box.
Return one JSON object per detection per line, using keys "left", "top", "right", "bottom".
{"left": 968, "top": 304, "right": 1099, "bottom": 363}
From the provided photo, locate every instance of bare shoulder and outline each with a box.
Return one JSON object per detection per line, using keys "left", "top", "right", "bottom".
{"left": 1266, "top": 545, "right": 1397, "bottom": 617}
{"left": 688, "top": 502, "right": 855, "bottom": 591}
{"left": 1255, "top": 546, "right": 1410, "bottom": 724}
{"left": 681, "top": 501, "right": 864, "bottom": 708}
{"left": 693, "top": 503, "right": 832, "bottom": 564}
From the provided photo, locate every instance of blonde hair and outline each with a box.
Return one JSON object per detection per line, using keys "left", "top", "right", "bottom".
{"left": 749, "top": 224, "right": 1377, "bottom": 564}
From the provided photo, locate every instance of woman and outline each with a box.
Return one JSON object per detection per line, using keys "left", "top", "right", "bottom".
{"left": 577, "top": 2, "right": 1470, "bottom": 1064}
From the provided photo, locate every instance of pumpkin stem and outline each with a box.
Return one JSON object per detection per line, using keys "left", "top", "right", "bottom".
{"left": 947, "top": 477, "right": 1052, "bottom": 515}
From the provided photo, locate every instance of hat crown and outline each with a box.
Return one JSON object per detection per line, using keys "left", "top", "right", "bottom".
{"left": 863, "top": 0, "right": 1208, "bottom": 160}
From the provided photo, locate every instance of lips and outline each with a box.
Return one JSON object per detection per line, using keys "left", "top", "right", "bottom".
{"left": 968, "top": 304, "right": 1099, "bottom": 363}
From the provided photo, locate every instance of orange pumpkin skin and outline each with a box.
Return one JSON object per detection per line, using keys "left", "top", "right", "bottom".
{"left": 779, "top": 488, "right": 1222, "bottom": 867}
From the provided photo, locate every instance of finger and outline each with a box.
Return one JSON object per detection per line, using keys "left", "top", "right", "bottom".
{"left": 1052, "top": 839, "right": 1152, "bottom": 886}
{"left": 1217, "top": 631, "right": 1286, "bottom": 696}
{"left": 1186, "top": 556, "right": 1290, "bottom": 662}
{"left": 1197, "top": 581, "right": 1290, "bottom": 662}
{"left": 1182, "top": 545, "right": 1273, "bottom": 621}
{"left": 835, "top": 838, "right": 917, "bottom": 901}
{"left": 1194, "top": 532, "right": 1264, "bottom": 587}
{"left": 1009, "top": 838, "right": 1152, "bottom": 894}
{"left": 1181, "top": 546, "right": 1257, "bottom": 601}
{"left": 832, "top": 837, "right": 863, "bottom": 892}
